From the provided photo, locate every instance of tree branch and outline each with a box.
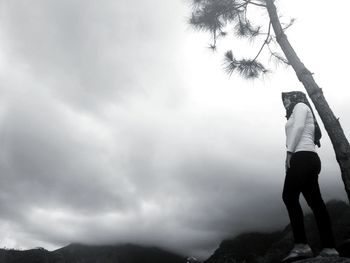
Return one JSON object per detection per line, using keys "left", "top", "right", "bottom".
{"left": 252, "top": 21, "right": 271, "bottom": 62}
{"left": 267, "top": 45, "right": 290, "bottom": 65}
{"left": 242, "top": 0, "right": 267, "bottom": 8}
{"left": 235, "top": 2, "right": 248, "bottom": 10}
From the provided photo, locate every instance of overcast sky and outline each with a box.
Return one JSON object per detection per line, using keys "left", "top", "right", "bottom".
{"left": 0, "top": 0, "right": 350, "bottom": 260}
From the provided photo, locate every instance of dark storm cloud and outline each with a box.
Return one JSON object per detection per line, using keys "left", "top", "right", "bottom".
{"left": 0, "top": 93, "right": 136, "bottom": 214}
{"left": 0, "top": 84, "right": 290, "bottom": 258}
{"left": 0, "top": 89, "right": 346, "bottom": 258}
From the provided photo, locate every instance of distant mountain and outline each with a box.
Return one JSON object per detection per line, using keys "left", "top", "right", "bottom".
{"left": 0, "top": 243, "right": 187, "bottom": 263}
{"left": 1, "top": 200, "right": 349, "bottom": 263}
{"left": 205, "top": 200, "right": 350, "bottom": 263}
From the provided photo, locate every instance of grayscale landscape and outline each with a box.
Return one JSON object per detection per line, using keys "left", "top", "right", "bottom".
{"left": 0, "top": 0, "right": 350, "bottom": 262}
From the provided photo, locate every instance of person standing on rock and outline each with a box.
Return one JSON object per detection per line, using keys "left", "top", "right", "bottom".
{"left": 281, "top": 91, "right": 339, "bottom": 262}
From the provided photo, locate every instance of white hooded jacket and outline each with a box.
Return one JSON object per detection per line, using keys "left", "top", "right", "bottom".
{"left": 285, "top": 102, "right": 316, "bottom": 153}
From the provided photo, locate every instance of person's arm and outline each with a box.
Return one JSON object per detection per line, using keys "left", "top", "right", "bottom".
{"left": 285, "top": 103, "right": 308, "bottom": 169}
{"left": 286, "top": 103, "right": 308, "bottom": 153}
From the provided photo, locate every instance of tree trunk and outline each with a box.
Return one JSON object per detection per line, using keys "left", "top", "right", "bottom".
{"left": 265, "top": 0, "right": 350, "bottom": 203}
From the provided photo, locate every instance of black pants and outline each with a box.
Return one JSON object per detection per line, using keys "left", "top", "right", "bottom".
{"left": 282, "top": 151, "right": 335, "bottom": 248}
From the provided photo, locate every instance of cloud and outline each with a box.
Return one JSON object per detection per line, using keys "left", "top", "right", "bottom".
{"left": 0, "top": 79, "right": 291, "bottom": 258}
{"left": 0, "top": 0, "right": 186, "bottom": 110}
{"left": 0, "top": 78, "right": 346, "bottom": 258}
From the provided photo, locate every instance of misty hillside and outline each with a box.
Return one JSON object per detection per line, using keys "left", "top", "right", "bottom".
{"left": 1, "top": 200, "right": 349, "bottom": 263}
{"left": 205, "top": 200, "right": 350, "bottom": 263}
{"left": 0, "top": 243, "right": 187, "bottom": 263}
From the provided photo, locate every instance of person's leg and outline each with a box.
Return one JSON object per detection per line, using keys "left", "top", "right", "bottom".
{"left": 303, "top": 179, "right": 335, "bottom": 248}
{"left": 301, "top": 153, "right": 336, "bottom": 249}
{"left": 282, "top": 153, "right": 308, "bottom": 244}
{"left": 282, "top": 152, "right": 315, "bottom": 262}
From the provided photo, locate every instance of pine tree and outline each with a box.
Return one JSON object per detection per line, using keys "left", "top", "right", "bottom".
{"left": 188, "top": 0, "right": 350, "bottom": 202}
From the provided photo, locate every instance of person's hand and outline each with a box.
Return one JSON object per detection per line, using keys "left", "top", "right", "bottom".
{"left": 285, "top": 151, "right": 293, "bottom": 170}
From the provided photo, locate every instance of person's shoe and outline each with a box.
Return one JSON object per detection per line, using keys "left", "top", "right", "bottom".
{"left": 317, "top": 248, "right": 339, "bottom": 257}
{"left": 282, "top": 244, "right": 313, "bottom": 263}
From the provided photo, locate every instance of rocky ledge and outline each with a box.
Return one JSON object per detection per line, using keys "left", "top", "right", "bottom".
{"left": 296, "top": 257, "right": 350, "bottom": 263}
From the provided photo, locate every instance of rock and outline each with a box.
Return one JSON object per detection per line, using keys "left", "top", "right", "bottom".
{"left": 295, "top": 257, "right": 350, "bottom": 263}
{"left": 201, "top": 200, "right": 350, "bottom": 263}
{"left": 338, "top": 239, "right": 350, "bottom": 257}
{"left": 186, "top": 256, "right": 201, "bottom": 263}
